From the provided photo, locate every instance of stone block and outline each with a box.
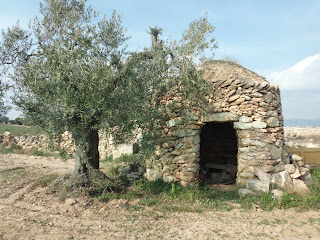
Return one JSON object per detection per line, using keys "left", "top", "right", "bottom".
{"left": 273, "top": 162, "right": 285, "bottom": 173}
{"left": 207, "top": 112, "right": 238, "bottom": 122}
{"left": 299, "top": 167, "right": 309, "bottom": 176}
{"left": 228, "top": 95, "right": 240, "bottom": 102}
{"left": 172, "top": 129, "right": 198, "bottom": 138}
{"left": 292, "top": 179, "right": 310, "bottom": 195}
{"left": 264, "top": 92, "right": 273, "bottom": 103}
{"left": 271, "top": 189, "right": 283, "bottom": 202}
{"left": 181, "top": 163, "right": 200, "bottom": 173}
{"left": 246, "top": 179, "right": 270, "bottom": 193}
{"left": 238, "top": 172, "right": 255, "bottom": 178}
{"left": 254, "top": 168, "right": 272, "bottom": 182}
{"left": 172, "top": 153, "right": 199, "bottom": 164}
{"left": 163, "top": 175, "right": 174, "bottom": 182}
{"left": 301, "top": 172, "right": 312, "bottom": 187}
{"left": 259, "top": 165, "right": 274, "bottom": 172}
{"left": 241, "top": 139, "right": 267, "bottom": 148}
{"left": 238, "top": 146, "right": 258, "bottom": 153}
{"left": 267, "top": 144, "right": 282, "bottom": 160}
{"left": 292, "top": 154, "right": 302, "bottom": 161}
{"left": 290, "top": 168, "right": 302, "bottom": 179}
{"left": 234, "top": 122, "right": 253, "bottom": 130}
{"left": 166, "top": 118, "right": 182, "bottom": 128}
{"left": 205, "top": 103, "right": 223, "bottom": 113}
{"left": 284, "top": 164, "right": 295, "bottom": 174}
{"left": 176, "top": 172, "right": 194, "bottom": 181}
{"left": 271, "top": 171, "right": 294, "bottom": 192}
{"left": 233, "top": 97, "right": 246, "bottom": 105}
{"left": 238, "top": 116, "right": 253, "bottom": 123}
{"left": 238, "top": 188, "right": 256, "bottom": 197}
{"left": 252, "top": 121, "right": 267, "bottom": 129}
{"left": 146, "top": 168, "right": 162, "bottom": 181}
{"left": 266, "top": 117, "right": 280, "bottom": 127}
{"left": 193, "top": 135, "right": 200, "bottom": 144}
{"left": 190, "top": 144, "right": 200, "bottom": 152}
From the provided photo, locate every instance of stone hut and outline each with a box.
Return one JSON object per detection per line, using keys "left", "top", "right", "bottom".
{"left": 148, "top": 60, "right": 290, "bottom": 186}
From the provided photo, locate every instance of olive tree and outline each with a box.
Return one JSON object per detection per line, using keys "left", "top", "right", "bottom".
{"left": 0, "top": 0, "right": 217, "bottom": 181}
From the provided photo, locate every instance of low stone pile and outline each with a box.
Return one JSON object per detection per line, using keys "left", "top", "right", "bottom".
{"left": 118, "top": 163, "right": 145, "bottom": 183}
{"left": 239, "top": 154, "right": 311, "bottom": 197}
{"left": 0, "top": 131, "right": 18, "bottom": 147}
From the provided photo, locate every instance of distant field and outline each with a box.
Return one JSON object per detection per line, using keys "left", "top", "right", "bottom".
{"left": 0, "top": 124, "right": 41, "bottom": 136}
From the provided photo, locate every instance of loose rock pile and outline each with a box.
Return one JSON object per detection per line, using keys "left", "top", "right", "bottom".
{"left": 284, "top": 127, "right": 320, "bottom": 148}
{"left": 239, "top": 154, "right": 311, "bottom": 197}
{"left": 118, "top": 163, "right": 145, "bottom": 183}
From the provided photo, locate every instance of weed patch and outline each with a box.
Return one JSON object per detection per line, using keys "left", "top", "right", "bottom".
{"left": 0, "top": 145, "right": 58, "bottom": 158}
{"left": 35, "top": 174, "right": 60, "bottom": 187}
{"left": 0, "top": 167, "right": 27, "bottom": 182}
{"left": 45, "top": 166, "right": 320, "bottom": 213}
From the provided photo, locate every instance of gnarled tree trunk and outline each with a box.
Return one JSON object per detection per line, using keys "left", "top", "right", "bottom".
{"left": 73, "top": 127, "right": 100, "bottom": 175}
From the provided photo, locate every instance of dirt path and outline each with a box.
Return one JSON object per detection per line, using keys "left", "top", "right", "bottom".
{"left": 0, "top": 153, "right": 320, "bottom": 240}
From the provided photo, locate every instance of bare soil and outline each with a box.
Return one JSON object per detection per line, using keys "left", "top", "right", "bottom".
{"left": 0, "top": 153, "right": 320, "bottom": 240}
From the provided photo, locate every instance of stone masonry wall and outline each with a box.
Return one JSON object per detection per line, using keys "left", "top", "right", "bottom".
{"left": 151, "top": 61, "right": 311, "bottom": 191}
{"left": 0, "top": 130, "right": 135, "bottom": 160}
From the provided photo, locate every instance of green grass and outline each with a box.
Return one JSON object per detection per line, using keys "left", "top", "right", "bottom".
{"left": 84, "top": 167, "right": 320, "bottom": 212}
{"left": 0, "top": 167, "right": 28, "bottom": 182}
{"left": 89, "top": 179, "right": 240, "bottom": 212}
{"left": 102, "top": 153, "right": 145, "bottom": 165}
{"left": 35, "top": 174, "right": 60, "bottom": 187}
{"left": 0, "top": 145, "right": 56, "bottom": 157}
{"left": 0, "top": 123, "right": 41, "bottom": 136}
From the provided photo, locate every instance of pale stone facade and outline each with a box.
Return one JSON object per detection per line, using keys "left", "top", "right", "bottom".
{"left": 149, "top": 61, "right": 311, "bottom": 189}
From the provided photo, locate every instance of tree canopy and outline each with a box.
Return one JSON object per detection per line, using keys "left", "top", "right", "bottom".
{"left": 0, "top": 0, "right": 217, "bottom": 179}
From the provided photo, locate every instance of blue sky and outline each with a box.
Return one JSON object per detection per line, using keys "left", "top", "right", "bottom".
{"left": 1, "top": 0, "right": 320, "bottom": 120}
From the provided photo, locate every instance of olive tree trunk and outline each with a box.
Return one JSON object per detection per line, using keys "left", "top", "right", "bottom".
{"left": 73, "top": 128, "right": 100, "bottom": 175}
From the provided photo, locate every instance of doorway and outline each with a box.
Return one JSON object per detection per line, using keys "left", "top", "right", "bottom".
{"left": 199, "top": 122, "right": 238, "bottom": 184}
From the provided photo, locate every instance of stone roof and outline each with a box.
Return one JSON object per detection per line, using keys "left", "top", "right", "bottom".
{"left": 199, "top": 60, "right": 269, "bottom": 84}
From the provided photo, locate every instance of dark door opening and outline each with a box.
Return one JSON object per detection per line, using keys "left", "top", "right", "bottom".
{"left": 199, "top": 122, "right": 238, "bottom": 184}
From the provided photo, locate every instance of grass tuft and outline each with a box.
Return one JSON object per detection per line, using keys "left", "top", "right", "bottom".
{"left": 0, "top": 123, "right": 41, "bottom": 136}
{"left": 35, "top": 174, "right": 60, "bottom": 187}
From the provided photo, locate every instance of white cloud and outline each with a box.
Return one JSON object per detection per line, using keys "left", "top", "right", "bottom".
{"left": 268, "top": 53, "right": 320, "bottom": 91}
{"left": 267, "top": 54, "right": 320, "bottom": 119}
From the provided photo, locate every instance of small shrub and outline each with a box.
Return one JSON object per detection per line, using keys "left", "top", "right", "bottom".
{"left": 58, "top": 149, "right": 74, "bottom": 160}
{"left": 36, "top": 174, "right": 60, "bottom": 187}
{"left": 102, "top": 155, "right": 113, "bottom": 162}
{"left": 0, "top": 145, "right": 23, "bottom": 154}
{"left": 311, "top": 167, "right": 320, "bottom": 182}
{"left": 259, "top": 192, "right": 279, "bottom": 211}
{"left": 113, "top": 154, "right": 145, "bottom": 165}
{"left": 32, "top": 149, "right": 51, "bottom": 157}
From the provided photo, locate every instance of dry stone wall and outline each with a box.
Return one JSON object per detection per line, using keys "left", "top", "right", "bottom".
{"left": 151, "top": 61, "right": 312, "bottom": 193}
{"left": 0, "top": 130, "right": 135, "bottom": 160}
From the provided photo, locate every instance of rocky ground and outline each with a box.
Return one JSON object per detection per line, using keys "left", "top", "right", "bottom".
{"left": 0, "top": 153, "right": 320, "bottom": 239}
{"left": 284, "top": 127, "right": 320, "bottom": 148}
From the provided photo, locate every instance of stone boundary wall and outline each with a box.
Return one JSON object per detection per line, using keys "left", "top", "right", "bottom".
{"left": 0, "top": 131, "right": 134, "bottom": 160}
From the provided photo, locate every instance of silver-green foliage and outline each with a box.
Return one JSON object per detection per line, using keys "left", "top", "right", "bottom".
{"left": 0, "top": 0, "right": 217, "bottom": 172}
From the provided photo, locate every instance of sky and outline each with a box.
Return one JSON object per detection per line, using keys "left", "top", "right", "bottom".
{"left": 1, "top": 0, "right": 320, "bottom": 120}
